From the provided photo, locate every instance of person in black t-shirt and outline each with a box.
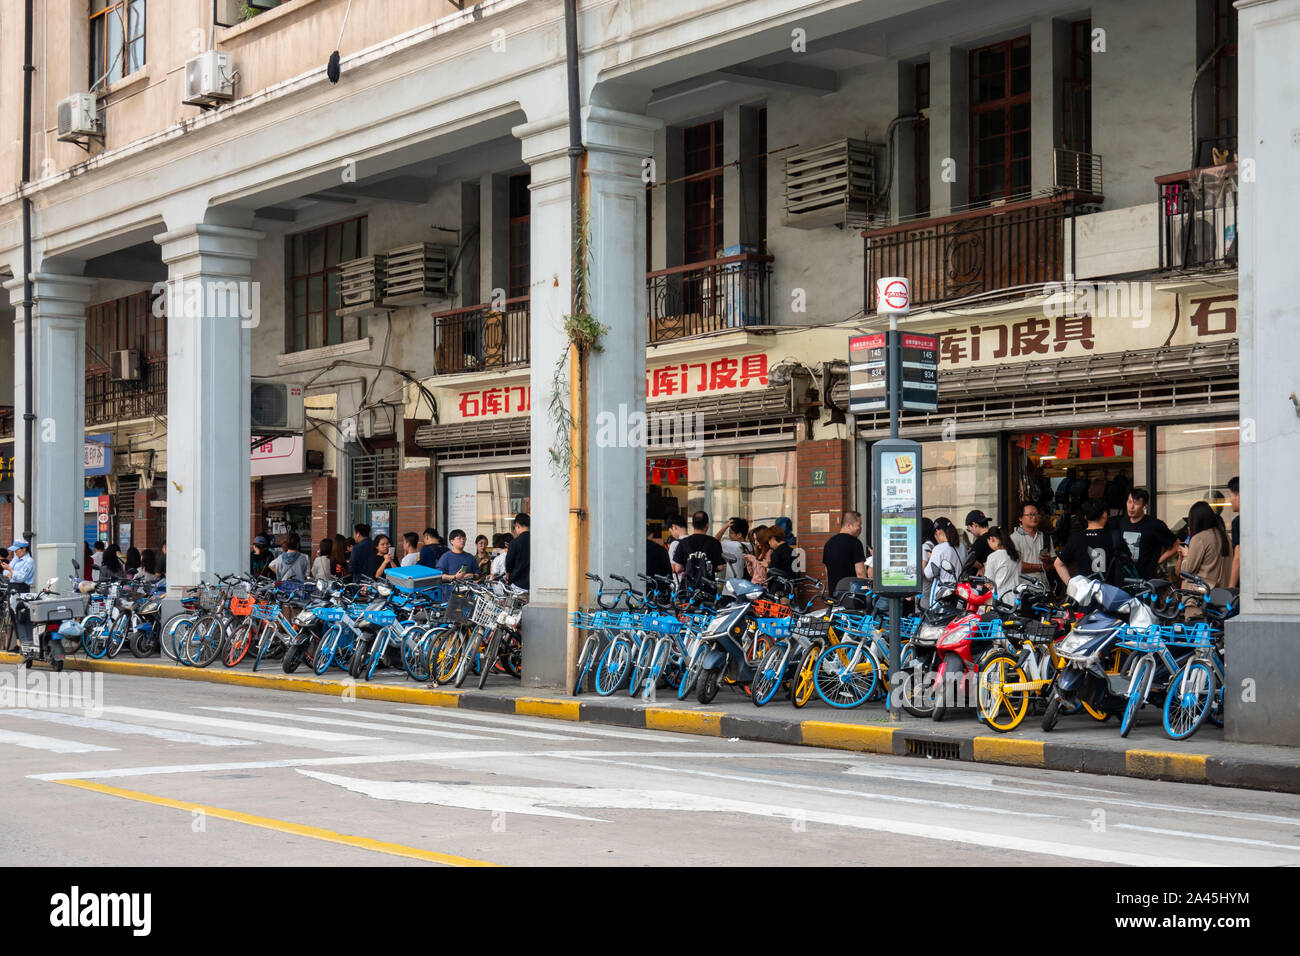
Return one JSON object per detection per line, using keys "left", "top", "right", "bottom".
{"left": 1227, "top": 475, "right": 1241, "bottom": 588}
{"left": 823, "top": 511, "right": 867, "bottom": 592}
{"left": 962, "top": 510, "right": 992, "bottom": 574}
{"left": 767, "top": 526, "right": 795, "bottom": 579}
{"left": 1107, "top": 488, "right": 1177, "bottom": 579}
{"left": 672, "top": 511, "right": 725, "bottom": 581}
{"left": 504, "top": 514, "right": 531, "bottom": 590}
{"left": 1055, "top": 498, "right": 1116, "bottom": 584}
{"left": 646, "top": 531, "right": 672, "bottom": 579}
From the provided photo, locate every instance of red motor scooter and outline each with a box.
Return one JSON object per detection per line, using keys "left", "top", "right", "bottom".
{"left": 931, "top": 576, "right": 1000, "bottom": 721}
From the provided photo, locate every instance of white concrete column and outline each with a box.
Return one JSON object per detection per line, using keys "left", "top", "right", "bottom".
{"left": 1029, "top": 18, "right": 1060, "bottom": 195}
{"left": 514, "top": 107, "right": 659, "bottom": 689}
{"left": 1226, "top": 0, "right": 1300, "bottom": 745}
{"left": 3, "top": 271, "right": 96, "bottom": 589}
{"left": 153, "top": 223, "right": 263, "bottom": 591}
{"left": 929, "top": 45, "right": 968, "bottom": 215}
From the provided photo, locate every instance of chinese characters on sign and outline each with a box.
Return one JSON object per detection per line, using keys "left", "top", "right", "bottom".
{"left": 454, "top": 353, "right": 771, "bottom": 419}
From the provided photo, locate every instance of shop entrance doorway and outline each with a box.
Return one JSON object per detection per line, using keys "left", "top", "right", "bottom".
{"left": 1010, "top": 426, "right": 1146, "bottom": 551}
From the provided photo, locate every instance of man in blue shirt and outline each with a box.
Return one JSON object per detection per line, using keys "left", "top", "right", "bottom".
{"left": 435, "top": 529, "right": 478, "bottom": 580}
{"left": 418, "top": 527, "right": 446, "bottom": 569}
{"left": 3, "top": 539, "right": 35, "bottom": 591}
{"left": 348, "top": 523, "right": 376, "bottom": 581}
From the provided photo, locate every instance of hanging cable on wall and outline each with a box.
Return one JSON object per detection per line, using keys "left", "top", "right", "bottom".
{"left": 327, "top": 0, "right": 354, "bottom": 83}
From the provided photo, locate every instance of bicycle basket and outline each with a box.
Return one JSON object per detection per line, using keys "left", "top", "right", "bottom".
{"left": 1119, "top": 624, "right": 1166, "bottom": 652}
{"left": 569, "top": 610, "right": 595, "bottom": 629}
{"left": 755, "top": 617, "right": 792, "bottom": 639}
{"left": 1160, "top": 622, "right": 1215, "bottom": 648}
{"left": 445, "top": 589, "right": 475, "bottom": 624}
{"left": 899, "top": 615, "right": 921, "bottom": 640}
{"left": 230, "top": 595, "right": 254, "bottom": 617}
{"left": 752, "top": 599, "right": 791, "bottom": 619}
{"left": 791, "top": 613, "right": 833, "bottom": 642}
{"left": 363, "top": 607, "right": 397, "bottom": 626}
{"left": 314, "top": 607, "right": 347, "bottom": 623}
{"left": 468, "top": 593, "right": 499, "bottom": 629}
{"left": 250, "top": 602, "right": 280, "bottom": 622}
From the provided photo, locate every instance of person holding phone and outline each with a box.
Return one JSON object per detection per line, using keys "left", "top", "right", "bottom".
{"left": 1010, "top": 503, "right": 1053, "bottom": 589}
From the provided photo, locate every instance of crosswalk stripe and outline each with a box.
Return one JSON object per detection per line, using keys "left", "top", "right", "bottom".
{"left": 302, "top": 706, "right": 583, "bottom": 741}
{"left": 0, "top": 728, "right": 117, "bottom": 753}
{"left": 0, "top": 709, "right": 255, "bottom": 747}
{"left": 197, "top": 706, "right": 499, "bottom": 741}
{"left": 395, "top": 706, "right": 698, "bottom": 742}
{"left": 100, "top": 706, "right": 376, "bottom": 743}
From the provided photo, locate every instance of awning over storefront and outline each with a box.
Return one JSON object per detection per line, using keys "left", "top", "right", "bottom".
{"left": 260, "top": 473, "right": 316, "bottom": 505}
{"left": 834, "top": 341, "right": 1238, "bottom": 438}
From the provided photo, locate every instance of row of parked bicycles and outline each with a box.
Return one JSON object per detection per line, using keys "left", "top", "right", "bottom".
{"left": 569, "top": 562, "right": 1237, "bottom": 741}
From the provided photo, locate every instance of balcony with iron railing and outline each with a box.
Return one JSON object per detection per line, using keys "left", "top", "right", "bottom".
{"left": 863, "top": 151, "right": 1102, "bottom": 311}
{"left": 1156, "top": 163, "right": 1238, "bottom": 272}
{"left": 85, "top": 357, "right": 168, "bottom": 426}
{"left": 432, "top": 297, "right": 530, "bottom": 375}
{"left": 645, "top": 253, "right": 774, "bottom": 344}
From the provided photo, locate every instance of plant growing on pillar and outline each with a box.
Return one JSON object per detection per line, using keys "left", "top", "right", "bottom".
{"left": 548, "top": 199, "right": 608, "bottom": 479}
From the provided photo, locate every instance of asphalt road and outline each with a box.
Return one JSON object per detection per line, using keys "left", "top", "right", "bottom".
{"left": 3, "top": 669, "right": 1298, "bottom": 866}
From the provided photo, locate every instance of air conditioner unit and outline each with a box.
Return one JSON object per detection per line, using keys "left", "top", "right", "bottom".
{"left": 110, "top": 349, "right": 141, "bottom": 382}
{"left": 183, "top": 51, "right": 235, "bottom": 107}
{"left": 251, "top": 383, "right": 305, "bottom": 433}
{"left": 56, "top": 93, "right": 102, "bottom": 142}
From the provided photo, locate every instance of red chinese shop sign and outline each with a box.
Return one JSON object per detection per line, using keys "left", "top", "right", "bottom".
{"left": 455, "top": 353, "right": 770, "bottom": 420}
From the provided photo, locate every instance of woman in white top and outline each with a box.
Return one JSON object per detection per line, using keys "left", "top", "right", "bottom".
{"left": 923, "top": 518, "right": 962, "bottom": 606}
{"left": 983, "top": 526, "right": 1022, "bottom": 600}
{"left": 311, "top": 538, "right": 333, "bottom": 581}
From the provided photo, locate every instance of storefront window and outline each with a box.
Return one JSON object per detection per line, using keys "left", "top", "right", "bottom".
{"left": 445, "top": 472, "right": 530, "bottom": 546}
{"left": 687, "top": 451, "right": 797, "bottom": 535}
{"left": 919, "top": 437, "right": 998, "bottom": 541}
{"left": 1155, "top": 421, "right": 1239, "bottom": 533}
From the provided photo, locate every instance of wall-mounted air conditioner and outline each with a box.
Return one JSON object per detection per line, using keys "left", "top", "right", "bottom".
{"left": 110, "top": 350, "right": 141, "bottom": 382}
{"left": 251, "top": 383, "right": 305, "bottom": 433}
{"left": 57, "top": 93, "right": 102, "bottom": 143}
{"left": 183, "top": 51, "right": 235, "bottom": 107}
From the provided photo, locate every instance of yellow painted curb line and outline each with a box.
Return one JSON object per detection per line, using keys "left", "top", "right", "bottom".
{"left": 800, "top": 721, "right": 895, "bottom": 754}
{"left": 972, "top": 736, "right": 1044, "bottom": 767}
{"left": 53, "top": 778, "right": 498, "bottom": 866}
{"left": 645, "top": 708, "right": 725, "bottom": 736}
{"left": 1126, "top": 749, "right": 1208, "bottom": 783}
{"left": 516, "top": 697, "right": 579, "bottom": 721}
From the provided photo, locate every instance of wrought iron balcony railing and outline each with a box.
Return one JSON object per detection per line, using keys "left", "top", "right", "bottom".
{"left": 85, "top": 359, "right": 168, "bottom": 426}
{"left": 1157, "top": 163, "right": 1238, "bottom": 272}
{"left": 863, "top": 194, "right": 1086, "bottom": 311}
{"left": 432, "top": 297, "right": 530, "bottom": 375}
{"left": 646, "top": 253, "right": 773, "bottom": 344}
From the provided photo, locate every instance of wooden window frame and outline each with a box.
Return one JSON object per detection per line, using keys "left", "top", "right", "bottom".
{"left": 682, "top": 119, "right": 725, "bottom": 264}
{"left": 287, "top": 216, "right": 367, "bottom": 353}
{"left": 90, "top": 0, "right": 146, "bottom": 90}
{"left": 968, "top": 35, "right": 1032, "bottom": 206}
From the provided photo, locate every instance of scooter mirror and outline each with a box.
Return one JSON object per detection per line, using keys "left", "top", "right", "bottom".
{"left": 941, "top": 559, "right": 955, "bottom": 574}
{"left": 45, "top": 577, "right": 59, "bottom": 591}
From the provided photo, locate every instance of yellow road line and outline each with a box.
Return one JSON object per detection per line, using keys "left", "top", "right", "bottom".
{"left": 800, "top": 721, "right": 895, "bottom": 754}
{"left": 644, "top": 708, "right": 725, "bottom": 735}
{"left": 1125, "top": 749, "right": 1208, "bottom": 782}
{"left": 516, "top": 697, "right": 579, "bottom": 721}
{"left": 53, "top": 778, "right": 499, "bottom": 867}
{"left": 972, "top": 736, "right": 1044, "bottom": 767}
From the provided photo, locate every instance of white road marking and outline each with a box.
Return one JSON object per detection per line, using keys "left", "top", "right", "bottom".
{"left": 98, "top": 705, "right": 377, "bottom": 743}
{"left": 840, "top": 761, "right": 1128, "bottom": 795}
{"left": 1112, "top": 823, "right": 1300, "bottom": 852}
{"left": 0, "top": 709, "right": 255, "bottom": 747}
{"left": 302, "top": 706, "right": 582, "bottom": 741}
{"left": 295, "top": 769, "right": 1209, "bottom": 867}
{"left": 394, "top": 706, "right": 702, "bottom": 742}
{"left": 196, "top": 706, "right": 500, "bottom": 741}
{"left": 0, "top": 728, "right": 117, "bottom": 753}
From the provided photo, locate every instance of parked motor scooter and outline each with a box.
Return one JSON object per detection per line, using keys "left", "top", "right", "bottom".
{"left": 1041, "top": 575, "right": 1159, "bottom": 730}
{"left": 929, "top": 576, "right": 1001, "bottom": 721}
{"left": 13, "top": 577, "right": 90, "bottom": 672}
{"left": 681, "top": 577, "right": 765, "bottom": 704}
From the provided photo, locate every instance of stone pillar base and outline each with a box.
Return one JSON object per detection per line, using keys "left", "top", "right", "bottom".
{"left": 1225, "top": 615, "right": 1300, "bottom": 746}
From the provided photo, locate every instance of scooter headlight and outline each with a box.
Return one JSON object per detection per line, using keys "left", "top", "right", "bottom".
{"left": 294, "top": 609, "right": 317, "bottom": 627}
{"left": 1056, "top": 632, "right": 1090, "bottom": 656}
{"left": 913, "top": 623, "right": 945, "bottom": 646}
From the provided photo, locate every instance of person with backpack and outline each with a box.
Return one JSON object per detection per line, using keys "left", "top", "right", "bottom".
{"left": 1054, "top": 498, "right": 1117, "bottom": 585}
{"left": 672, "top": 511, "right": 725, "bottom": 585}
{"left": 269, "top": 532, "right": 310, "bottom": 582}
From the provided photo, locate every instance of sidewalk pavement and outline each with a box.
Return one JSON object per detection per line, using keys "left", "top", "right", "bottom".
{"left": 6, "top": 650, "right": 1298, "bottom": 795}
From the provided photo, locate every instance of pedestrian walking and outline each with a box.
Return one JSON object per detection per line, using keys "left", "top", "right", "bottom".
{"left": 822, "top": 511, "right": 867, "bottom": 593}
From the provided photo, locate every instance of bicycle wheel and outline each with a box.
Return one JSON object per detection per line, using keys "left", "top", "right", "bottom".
{"left": 790, "top": 646, "right": 818, "bottom": 708}
{"left": 80, "top": 616, "right": 108, "bottom": 659}
{"left": 130, "top": 627, "right": 157, "bottom": 658}
{"left": 253, "top": 626, "right": 278, "bottom": 672}
{"left": 677, "top": 643, "right": 708, "bottom": 700}
{"left": 314, "top": 625, "right": 342, "bottom": 676}
{"left": 191, "top": 616, "right": 227, "bottom": 668}
{"left": 477, "top": 629, "right": 502, "bottom": 690}
{"left": 629, "top": 635, "right": 655, "bottom": 698}
{"left": 1163, "top": 659, "right": 1214, "bottom": 740}
{"left": 573, "top": 633, "right": 601, "bottom": 696}
{"left": 105, "top": 618, "right": 131, "bottom": 659}
{"left": 976, "top": 653, "right": 1030, "bottom": 733}
{"left": 435, "top": 629, "right": 467, "bottom": 685}
{"left": 225, "top": 620, "right": 253, "bottom": 668}
{"left": 750, "top": 643, "right": 789, "bottom": 707}
{"left": 1120, "top": 656, "right": 1155, "bottom": 738}
{"left": 645, "top": 639, "right": 671, "bottom": 694}
{"left": 595, "top": 634, "right": 633, "bottom": 696}
{"left": 159, "top": 613, "right": 194, "bottom": 663}
{"left": 814, "top": 641, "right": 878, "bottom": 709}
{"left": 453, "top": 627, "right": 481, "bottom": 688}
{"left": 401, "top": 627, "right": 431, "bottom": 682}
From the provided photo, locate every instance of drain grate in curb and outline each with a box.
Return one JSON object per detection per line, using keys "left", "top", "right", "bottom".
{"left": 904, "top": 738, "right": 961, "bottom": 760}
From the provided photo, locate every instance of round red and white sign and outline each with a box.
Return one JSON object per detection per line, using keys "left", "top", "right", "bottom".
{"left": 876, "top": 277, "right": 911, "bottom": 314}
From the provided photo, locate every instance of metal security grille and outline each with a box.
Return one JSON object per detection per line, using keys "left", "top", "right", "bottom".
{"left": 349, "top": 447, "right": 399, "bottom": 532}
{"left": 114, "top": 473, "right": 140, "bottom": 548}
